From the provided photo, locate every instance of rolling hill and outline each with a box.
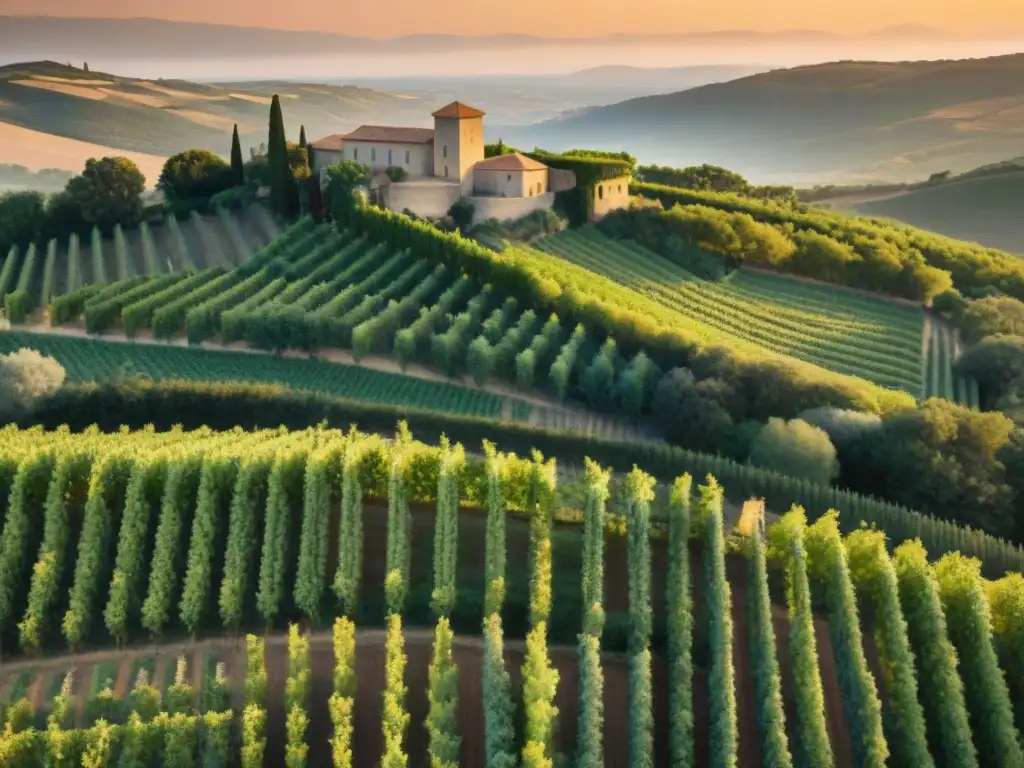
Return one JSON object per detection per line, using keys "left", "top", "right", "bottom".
{"left": 852, "top": 170, "right": 1024, "bottom": 254}
{"left": 506, "top": 54, "right": 1024, "bottom": 184}
{"left": 0, "top": 61, "right": 430, "bottom": 177}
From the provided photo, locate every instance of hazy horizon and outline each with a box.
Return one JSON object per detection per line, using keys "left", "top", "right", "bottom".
{"left": 6, "top": 38, "right": 1024, "bottom": 81}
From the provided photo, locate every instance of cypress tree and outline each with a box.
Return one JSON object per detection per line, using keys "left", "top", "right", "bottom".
{"left": 268, "top": 95, "right": 295, "bottom": 217}
{"left": 231, "top": 124, "right": 245, "bottom": 186}
{"left": 299, "top": 125, "right": 308, "bottom": 149}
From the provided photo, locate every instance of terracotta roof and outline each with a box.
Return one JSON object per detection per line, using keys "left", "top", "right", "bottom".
{"left": 310, "top": 133, "right": 346, "bottom": 150}
{"left": 474, "top": 152, "right": 548, "bottom": 172}
{"left": 340, "top": 125, "right": 435, "bottom": 144}
{"left": 431, "top": 101, "right": 485, "bottom": 119}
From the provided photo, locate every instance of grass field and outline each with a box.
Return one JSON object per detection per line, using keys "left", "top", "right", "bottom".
{"left": 534, "top": 226, "right": 926, "bottom": 394}
{"left": 855, "top": 171, "right": 1024, "bottom": 255}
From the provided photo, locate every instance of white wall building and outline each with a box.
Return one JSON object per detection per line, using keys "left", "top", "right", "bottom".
{"left": 311, "top": 100, "right": 629, "bottom": 224}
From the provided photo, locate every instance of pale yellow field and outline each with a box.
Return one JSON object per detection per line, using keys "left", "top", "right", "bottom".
{"left": 10, "top": 79, "right": 107, "bottom": 100}
{"left": 96, "top": 87, "right": 173, "bottom": 108}
{"left": 0, "top": 121, "right": 167, "bottom": 186}
{"left": 166, "top": 108, "right": 244, "bottom": 131}
{"left": 136, "top": 82, "right": 225, "bottom": 101}
{"left": 229, "top": 92, "right": 272, "bottom": 104}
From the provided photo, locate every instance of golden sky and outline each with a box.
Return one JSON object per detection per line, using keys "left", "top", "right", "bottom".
{"left": 2, "top": 0, "right": 1021, "bottom": 37}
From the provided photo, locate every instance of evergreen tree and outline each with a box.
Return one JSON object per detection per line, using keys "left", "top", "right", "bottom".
{"left": 230, "top": 125, "right": 245, "bottom": 186}
{"left": 299, "top": 125, "right": 308, "bottom": 149}
{"left": 268, "top": 95, "right": 296, "bottom": 217}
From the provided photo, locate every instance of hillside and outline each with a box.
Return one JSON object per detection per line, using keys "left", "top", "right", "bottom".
{"left": 852, "top": 170, "right": 1024, "bottom": 254}
{"left": 0, "top": 61, "right": 428, "bottom": 174}
{"left": 507, "top": 54, "right": 1024, "bottom": 183}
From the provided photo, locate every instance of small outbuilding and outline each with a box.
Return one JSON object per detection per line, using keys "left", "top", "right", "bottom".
{"left": 471, "top": 152, "right": 550, "bottom": 198}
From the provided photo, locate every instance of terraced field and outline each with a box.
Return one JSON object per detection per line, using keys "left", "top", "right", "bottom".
{"left": 533, "top": 226, "right": 927, "bottom": 395}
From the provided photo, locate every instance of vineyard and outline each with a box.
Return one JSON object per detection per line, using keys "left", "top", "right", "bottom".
{"left": 0, "top": 331, "right": 515, "bottom": 422}
{"left": 3, "top": 215, "right": 676, "bottom": 422}
{"left": 1, "top": 426, "right": 1024, "bottom": 766}
{"left": 532, "top": 226, "right": 927, "bottom": 395}
{"left": 924, "top": 318, "right": 980, "bottom": 407}
{"left": 0, "top": 205, "right": 279, "bottom": 325}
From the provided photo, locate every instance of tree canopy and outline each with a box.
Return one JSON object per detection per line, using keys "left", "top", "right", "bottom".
{"left": 157, "top": 149, "right": 233, "bottom": 202}
{"left": 749, "top": 418, "right": 840, "bottom": 485}
{"left": 64, "top": 156, "right": 146, "bottom": 230}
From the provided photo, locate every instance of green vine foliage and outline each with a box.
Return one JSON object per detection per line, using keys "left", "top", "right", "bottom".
{"left": 385, "top": 441, "right": 413, "bottom": 615}
{"left": 581, "top": 459, "right": 611, "bottom": 638}
{"left": 935, "top": 552, "right": 1024, "bottom": 768}
{"left": 748, "top": 510, "right": 793, "bottom": 768}
{"left": 63, "top": 452, "right": 136, "bottom": 647}
{"left": 483, "top": 442, "right": 508, "bottom": 617}
{"left": 667, "top": 474, "right": 695, "bottom": 768}
{"left": 137, "top": 452, "right": 202, "bottom": 640}
{"left": 845, "top": 529, "right": 933, "bottom": 768}
{"left": 19, "top": 448, "right": 93, "bottom": 652}
{"left": 702, "top": 477, "right": 738, "bottom": 768}
{"left": 381, "top": 614, "right": 410, "bottom": 768}
{"left": 806, "top": 512, "right": 888, "bottom": 768}
{"left": 219, "top": 452, "right": 275, "bottom": 631}
{"left": 482, "top": 613, "right": 517, "bottom": 768}
{"left": 426, "top": 618, "right": 461, "bottom": 768}
{"left": 431, "top": 438, "right": 465, "bottom": 618}
{"left": 521, "top": 621, "right": 560, "bottom": 768}
{"left": 575, "top": 631, "right": 604, "bottom": 768}
{"left": 179, "top": 456, "right": 239, "bottom": 635}
{"left": 334, "top": 440, "right": 367, "bottom": 617}
{"left": 893, "top": 540, "right": 978, "bottom": 768}
{"left": 256, "top": 446, "right": 309, "bottom": 624}
{"left": 528, "top": 451, "right": 557, "bottom": 629}
{"left": 294, "top": 439, "right": 345, "bottom": 621}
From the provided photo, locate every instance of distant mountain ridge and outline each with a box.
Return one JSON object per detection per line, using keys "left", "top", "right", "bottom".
{"left": 504, "top": 53, "right": 1024, "bottom": 184}
{"left": 0, "top": 16, "right": 970, "bottom": 60}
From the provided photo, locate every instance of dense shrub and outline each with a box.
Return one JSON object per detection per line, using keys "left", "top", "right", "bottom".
{"left": 0, "top": 348, "right": 65, "bottom": 421}
{"left": 667, "top": 475, "right": 695, "bottom": 768}
{"left": 749, "top": 418, "right": 839, "bottom": 486}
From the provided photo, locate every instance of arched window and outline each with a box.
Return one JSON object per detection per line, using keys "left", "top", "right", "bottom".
{"left": 443, "top": 145, "right": 448, "bottom": 158}
{"left": 507, "top": 174, "right": 512, "bottom": 182}
{"left": 598, "top": 185, "right": 604, "bottom": 200}
{"left": 388, "top": 149, "right": 392, "bottom": 165}
{"left": 444, "top": 165, "right": 449, "bottom": 178}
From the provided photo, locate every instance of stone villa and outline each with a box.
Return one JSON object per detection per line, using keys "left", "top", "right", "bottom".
{"left": 310, "top": 101, "right": 630, "bottom": 225}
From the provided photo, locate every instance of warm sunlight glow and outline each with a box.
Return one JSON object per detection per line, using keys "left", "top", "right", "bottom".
{"left": 4, "top": 0, "right": 1022, "bottom": 37}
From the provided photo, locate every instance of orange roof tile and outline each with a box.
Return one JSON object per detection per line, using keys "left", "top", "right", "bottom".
{"left": 340, "top": 125, "right": 435, "bottom": 144}
{"left": 431, "top": 101, "right": 486, "bottom": 119}
{"left": 309, "top": 133, "right": 346, "bottom": 150}
{"left": 474, "top": 152, "right": 548, "bottom": 172}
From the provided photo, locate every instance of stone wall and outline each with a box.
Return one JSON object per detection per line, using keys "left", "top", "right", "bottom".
{"left": 385, "top": 180, "right": 463, "bottom": 219}
{"left": 591, "top": 175, "right": 631, "bottom": 219}
{"left": 468, "top": 192, "right": 556, "bottom": 226}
